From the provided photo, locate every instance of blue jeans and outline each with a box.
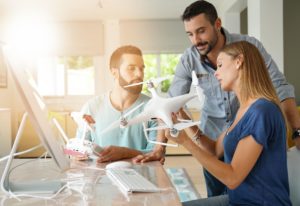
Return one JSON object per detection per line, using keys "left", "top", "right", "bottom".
{"left": 204, "top": 168, "right": 227, "bottom": 197}
{"left": 183, "top": 195, "right": 229, "bottom": 206}
{"left": 204, "top": 156, "right": 227, "bottom": 196}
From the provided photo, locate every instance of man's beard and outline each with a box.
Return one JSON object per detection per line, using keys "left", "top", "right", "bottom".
{"left": 196, "top": 28, "right": 219, "bottom": 56}
{"left": 119, "top": 76, "right": 143, "bottom": 94}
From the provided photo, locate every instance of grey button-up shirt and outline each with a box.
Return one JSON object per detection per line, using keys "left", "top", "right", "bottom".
{"left": 168, "top": 28, "right": 295, "bottom": 140}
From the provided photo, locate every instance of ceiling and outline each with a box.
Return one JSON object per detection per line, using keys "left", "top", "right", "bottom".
{"left": 0, "top": 0, "right": 222, "bottom": 21}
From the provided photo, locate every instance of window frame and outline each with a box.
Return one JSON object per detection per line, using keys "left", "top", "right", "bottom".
{"left": 37, "top": 56, "right": 97, "bottom": 98}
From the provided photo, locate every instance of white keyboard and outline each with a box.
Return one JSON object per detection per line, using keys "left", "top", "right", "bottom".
{"left": 106, "top": 168, "right": 161, "bottom": 193}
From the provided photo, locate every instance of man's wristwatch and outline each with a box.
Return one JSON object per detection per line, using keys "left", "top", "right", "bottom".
{"left": 292, "top": 129, "right": 300, "bottom": 140}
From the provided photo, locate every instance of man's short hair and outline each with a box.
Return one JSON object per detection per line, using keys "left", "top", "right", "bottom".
{"left": 181, "top": 0, "right": 218, "bottom": 25}
{"left": 109, "top": 45, "right": 142, "bottom": 70}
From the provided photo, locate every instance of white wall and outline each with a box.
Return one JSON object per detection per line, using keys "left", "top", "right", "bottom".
{"left": 220, "top": 0, "right": 284, "bottom": 73}
{"left": 248, "top": 0, "right": 283, "bottom": 72}
{"left": 219, "top": 0, "right": 247, "bottom": 33}
{"left": 120, "top": 19, "right": 190, "bottom": 53}
{"left": 55, "top": 21, "right": 104, "bottom": 56}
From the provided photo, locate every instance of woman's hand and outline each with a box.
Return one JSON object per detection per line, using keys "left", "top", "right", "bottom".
{"left": 73, "top": 153, "right": 89, "bottom": 161}
{"left": 164, "top": 111, "right": 190, "bottom": 145}
{"left": 164, "top": 128, "right": 189, "bottom": 145}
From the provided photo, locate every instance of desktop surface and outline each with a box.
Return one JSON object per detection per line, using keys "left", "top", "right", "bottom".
{"left": 0, "top": 158, "right": 181, "bottom": 206}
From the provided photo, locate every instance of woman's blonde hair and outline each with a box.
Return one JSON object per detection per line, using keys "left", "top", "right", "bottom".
{"left": 221, "top": 41, "right": 287, "bottom": 131}
{"left": 221, "top": 41, "right": 280, "bottom": 106}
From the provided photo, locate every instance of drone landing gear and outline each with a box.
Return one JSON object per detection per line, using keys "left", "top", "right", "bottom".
{"left": 142, "top": 123, "right": 178, "bottom": 147}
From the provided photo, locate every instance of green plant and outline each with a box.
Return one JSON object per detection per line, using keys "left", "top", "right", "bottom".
{"left": 143, "top": 53, "right": 181, "bottom": 94}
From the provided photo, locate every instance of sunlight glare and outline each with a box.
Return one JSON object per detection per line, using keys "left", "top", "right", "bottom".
{"left": 5, "top": 15, "right": 58, "bottom": 58}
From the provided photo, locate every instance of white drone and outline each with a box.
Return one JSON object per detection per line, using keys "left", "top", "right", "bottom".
{"left": 100, "top": 70, "right": 205, "bottom": 147}
{"left": 53, "top": 112, "right": 102, "bottom": 159}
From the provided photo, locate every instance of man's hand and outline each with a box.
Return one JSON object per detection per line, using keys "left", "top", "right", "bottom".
{"left": 83, "top": 114, "right": 95, "bottom": 124}
{"left": 73, "top": 154, "right": 89, "bottom": 161}
{"left": 96, "top": 146, "right": 125, "bottom": 163}
{"left": 133, "top": 147, "right": 166, "bottom": 164}
{"left": 96, "top": 146, "right": 142, "bottom": 163}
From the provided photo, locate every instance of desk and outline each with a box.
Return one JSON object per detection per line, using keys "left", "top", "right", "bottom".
{"left": 0, "top": 159, "right": 181, "bottom": 205}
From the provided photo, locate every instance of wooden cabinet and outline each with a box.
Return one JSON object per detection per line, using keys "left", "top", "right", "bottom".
{"left": 0, "top": 108, "right": 11, "bottom": 157}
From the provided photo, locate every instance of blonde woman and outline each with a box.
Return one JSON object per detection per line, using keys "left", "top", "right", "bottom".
{"left": 166, "top": 41, "right": 292, "bottom": 206}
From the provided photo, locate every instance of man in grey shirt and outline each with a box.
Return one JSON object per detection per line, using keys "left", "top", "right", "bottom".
{"left": 168, "top": 0, "right": 300, "bottom": 197}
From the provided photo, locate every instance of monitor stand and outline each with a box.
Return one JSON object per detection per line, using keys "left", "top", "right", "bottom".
{"left": 0, "top": 112, "right": 65, "bottom": 195}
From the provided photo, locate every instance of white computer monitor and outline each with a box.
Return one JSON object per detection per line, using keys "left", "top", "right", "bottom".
{"left": 1, "top": 46, "right": 70, "bottom": 194}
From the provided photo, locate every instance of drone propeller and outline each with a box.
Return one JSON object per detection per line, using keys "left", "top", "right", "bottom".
{"left": 124, "top": 76, "right": 171, "bottom": 88}
{"left": 99, "top": 119, "right": 120, "bottom": 135}
{"left": 177, "top": 118, "right": 192, "bottom": 123}
{"left": 123, "top": 81, "right": 143, "bottom": 87}
{"left": 173, "top": 121, "right": 201, "bottom": 130}
{"left": 145, "top": 121, "right": 201, "bottom": 131}
{"left": 192, "top": 70, "right": 198, "bottom": 86}
{"left": 99, "top": 101, "right": 145, "bottom": 134}
{"left": 192, "top": 70, "right": 205, "bottom": 109}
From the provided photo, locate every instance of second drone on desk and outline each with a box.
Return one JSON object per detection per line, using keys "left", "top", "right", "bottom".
{"left": 57, "top": 112, "right": 103, "bottom": 159}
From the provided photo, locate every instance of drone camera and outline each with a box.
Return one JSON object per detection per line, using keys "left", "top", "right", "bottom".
{"left": 170, "top": 128, "right": 179, "bottom": 137}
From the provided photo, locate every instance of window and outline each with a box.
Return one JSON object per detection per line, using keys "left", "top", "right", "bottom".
{"left": 143, "top": 53, "right": 181, "bottom": 94}
{"left": 37, "top": 56, "right": 95, "bottom": 97}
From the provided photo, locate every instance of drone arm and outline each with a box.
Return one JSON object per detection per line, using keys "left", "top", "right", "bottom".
{"left": 192, "top": 70, "right": 206, "bottom": 109}
{"left": 71, "top": 111, "right": 95, "bottom": 139}
{"left": 74, "top": 123, "right": 92, "bottom": 142}
{"left": 143, "top": 122, "right": 178, "bottom": 147}
{"left": 166, "top": 94, "right": 197, "bottom": 114}
{"left": 148, "top": 87, "right": 159, "bottom": 98}
{"left": 126, "top": 112, "right": 151, "bottom": 127}
{"left": 195, "top": 86, "right": 205, "bottom": 109}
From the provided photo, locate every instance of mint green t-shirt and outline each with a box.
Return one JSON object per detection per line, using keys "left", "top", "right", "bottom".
{"left": 76, "top": 93, "right": 157, "bottom": 153}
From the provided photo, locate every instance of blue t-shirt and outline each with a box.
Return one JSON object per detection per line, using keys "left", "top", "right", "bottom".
{"left": 223, "top": 98, "right": 291, "bottom": 206}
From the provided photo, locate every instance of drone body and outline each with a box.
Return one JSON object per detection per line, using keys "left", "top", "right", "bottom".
{"left": 125, "top": 88, "right": 197, "bottom": 130}
{"left": 98, "top": 72, "right": 206, "bottom": 146}
{"left": 101, "top": 75, "right": 203, "bottom": 140}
